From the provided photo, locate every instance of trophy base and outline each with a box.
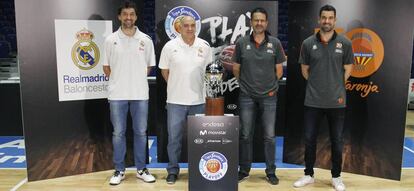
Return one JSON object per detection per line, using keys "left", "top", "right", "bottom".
{"left": 205, "top": 97, "right": 224, "bottom": 116}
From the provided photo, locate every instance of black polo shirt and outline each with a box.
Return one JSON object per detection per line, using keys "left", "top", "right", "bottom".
{"left": 232, "top": 33, "right": 286, "bottom": 98}
{"left": 299, "top": 31, "right": 354, "bottom": 108}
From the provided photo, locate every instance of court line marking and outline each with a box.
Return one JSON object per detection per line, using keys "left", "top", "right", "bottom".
{"left": 10, "top": 177, "right": 27, "bottom": 191}
{"left": 404, "top": 146, "right": 414, "bottom": 154}
{"left": 404, "top": 137, "right": 414, "bottom": 149}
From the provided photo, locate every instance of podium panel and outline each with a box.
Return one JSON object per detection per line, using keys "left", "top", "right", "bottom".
{"left": 188, "top": 115, "right": 239, "bottom": 191}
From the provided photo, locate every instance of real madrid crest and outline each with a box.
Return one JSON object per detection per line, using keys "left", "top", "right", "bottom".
{"left": 71, "top": 28, "right": 100, "bottom": 70}
{"left": 139, "top": 40, "right": 145, "bottom": 51}
{"left": 197, "top": 47, "right": 204, "bottom": 57}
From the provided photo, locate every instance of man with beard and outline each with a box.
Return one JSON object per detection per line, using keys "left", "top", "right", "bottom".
{"left": 232, "top": 7, "right": 286, "bottom": 185}
{"left": 103, "top": 1, "right": 156, "bottom": 185}
{"left": 159, "top": 15, "right": 212, "bottom": 184}
{"left": 293, "top": 5, "right": 353, "bottom": 191}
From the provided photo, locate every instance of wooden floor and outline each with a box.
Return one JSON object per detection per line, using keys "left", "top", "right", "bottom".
{"left": 2, "top": 110, "right": 414, "bottom": 190}
{"left": 405, "top": 110, "right": 414, "bottom": 137}
{"left": 2, "top": 168, "right": 414, "bottom": 191}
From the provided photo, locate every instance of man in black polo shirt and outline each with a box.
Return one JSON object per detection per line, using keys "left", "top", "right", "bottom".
{"left": 293, "top": 5, "right": 353, "bottom": 191}
{"left": 232, "top": 7, "right": 286, "bottom": 185}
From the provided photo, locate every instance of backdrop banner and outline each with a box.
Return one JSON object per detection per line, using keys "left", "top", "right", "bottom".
{"left": 55, "top": 19, "right": 112, "bottom": 101}
{"left": 284, "top": 0, "right": 414, "bottom": 180}
{"left": 15, "top": 0, "right": 145, "bottom": 181}
{"left": 155, "top": 0, "right": 279, "bottom": 163}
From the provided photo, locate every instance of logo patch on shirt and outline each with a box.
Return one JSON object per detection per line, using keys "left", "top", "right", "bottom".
{"left": 139, "top": 40, "right": 145, "bottom": 51}
{"left": 246, "top": 45, "right": 251, "bottom": 50}
{"left": 198, "top": 47, "right": 204, "bottom": 57}
{"left": 338, "top": 97, "right": 344, "bottom": 104}
{"left": 267, "top": 49, "right": 274, "bottom": 54}
{"left": 312, "top": 45, "right": 317, "bottom": 50}
{"left": 336, "top": 42, "right": 342, "bottom": 48}
{"left": 335, "top": 49, "right": 343, "bottom": 53}
{"left": 266, "top": 43, "right": 273, "bottom": 48}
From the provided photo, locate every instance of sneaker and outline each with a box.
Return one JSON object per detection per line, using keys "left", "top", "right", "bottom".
{"left": 137, "top": 168, "right": 156, "bottom": 183}
{"left": 332, "top": 177, "right": 346, "bottom": 191}
{"left": 266, "top": 174, "right": 279, "bottom": 185}
{"left": 166, "top": 174, "right": 177, "bottom": 184}
{"left": 293, "top": 175, "right": 314, "bottom": 187}
{"left": 109, "top": 170, "right": 125, "bottom": 185}
{"left": 238, "top": 172, "right": 249, "bottom": 182}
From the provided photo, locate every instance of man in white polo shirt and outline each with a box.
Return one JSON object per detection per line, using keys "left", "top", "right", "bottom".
{"left": 159, "top": 15, "right": 212, "bottom": 184}
{"left": 103, "top": 1, "right": 156, "bottom": 185}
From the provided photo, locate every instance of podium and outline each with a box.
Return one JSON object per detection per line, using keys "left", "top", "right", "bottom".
{"left": 187, "top": 115, "right": 239, "bottom": 191}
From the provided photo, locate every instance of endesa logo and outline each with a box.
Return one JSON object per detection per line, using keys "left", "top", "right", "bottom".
{"left": 202, "top": 122, "right": 224, "bottom": 128}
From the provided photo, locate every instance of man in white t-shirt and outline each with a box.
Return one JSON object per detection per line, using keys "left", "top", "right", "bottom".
{"left": 159, "top": 15, "right": 212, "bottom": 184}
{"left": 103, "top": 1, "right": 156, "bottom": 185}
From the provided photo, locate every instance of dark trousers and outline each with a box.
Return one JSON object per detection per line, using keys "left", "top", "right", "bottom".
{"left": 303, "top": 106, "right": 345, "bottom": 178}
{"left": 239, "top": 92, "right": 277, "bottom": 175}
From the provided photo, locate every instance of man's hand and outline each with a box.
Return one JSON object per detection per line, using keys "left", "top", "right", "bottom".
{"left": 103, "top": 66, "right": 111, "bottom": 78}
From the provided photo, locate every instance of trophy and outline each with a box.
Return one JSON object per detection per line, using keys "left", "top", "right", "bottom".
{"left": 205, "top": 60, "right": 225, "bottom": 115}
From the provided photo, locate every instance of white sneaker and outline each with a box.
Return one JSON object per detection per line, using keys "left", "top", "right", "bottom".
{"left": 332, "top": 177, "right": 346, "bottom": 191}
{"left": 137, "top": 168, "right": 156, "bottom": 183}
{"left": 109, "top": 170, "right": 125, "bottom": 185}
{"left": 293, "top": 175, "right": 315, "bottom": 187}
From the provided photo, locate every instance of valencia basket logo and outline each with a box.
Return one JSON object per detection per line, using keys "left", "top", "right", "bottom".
{"left": 345, "top": 28, "right": 384, "bottom": 78}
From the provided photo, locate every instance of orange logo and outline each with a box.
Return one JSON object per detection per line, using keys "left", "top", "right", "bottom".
{"left": 206, "top": 159, "right": 221, "bottom": 173}
{"left": 345, "top": 28, "right": 384, "bottom": 78}
{"left": 338, "top": 97, "right": 344, "bottom": 104}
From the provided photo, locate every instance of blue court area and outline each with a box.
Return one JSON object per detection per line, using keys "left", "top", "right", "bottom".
{"left": 1, "top": 136, "right": 414, "bottom": 169}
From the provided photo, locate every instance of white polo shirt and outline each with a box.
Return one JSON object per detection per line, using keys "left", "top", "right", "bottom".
{"left": 103, "top": 27, "right": 155, "bottom": 100}
{"left": 159, "top": 36, "right": 212, "bottom": 105}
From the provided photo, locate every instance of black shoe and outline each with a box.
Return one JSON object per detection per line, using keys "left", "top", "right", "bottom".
{"left": 266, "top": 174, "right": 279, "bottom": 185}
{"left": 238, "top": 172, "right": 249, "bottom": 182}
{"left": 166, "top": 174, "right": 177, "bottom": 184}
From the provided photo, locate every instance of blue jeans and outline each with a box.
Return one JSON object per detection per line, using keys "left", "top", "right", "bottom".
{"left": 110, "top": 100, "right": 148, "bottom": 171}
{"left": 239, "top": 92, "right": 277, "bottom": 175}
{"left": 166, "top": 103, "right": 205, "bottom": 175}
{"left": 303, "top": 106, "right": 345, "bottom": 178}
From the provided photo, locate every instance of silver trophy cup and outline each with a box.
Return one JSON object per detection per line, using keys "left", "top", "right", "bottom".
{"left": 205, "top": 60, "right": 224, "bottom": 98}
{"left": 205, "top": 60, "right": 225, "bottom": 115}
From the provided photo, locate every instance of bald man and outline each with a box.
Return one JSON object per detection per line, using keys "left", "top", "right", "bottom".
{"left": 159, "top": 16, "right": 212, "bottom": 184}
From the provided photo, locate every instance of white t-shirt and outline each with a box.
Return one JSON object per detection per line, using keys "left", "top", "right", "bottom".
{"left": 159, "top": 36, "right": 212, "bottom": 105}
{"left": 103, "top": 27, "right": 155, "bottom": 100}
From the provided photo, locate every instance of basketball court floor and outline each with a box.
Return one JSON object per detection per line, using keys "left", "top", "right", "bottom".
{"left": 1, "top": 111, "right": 414, "bottom": 190}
